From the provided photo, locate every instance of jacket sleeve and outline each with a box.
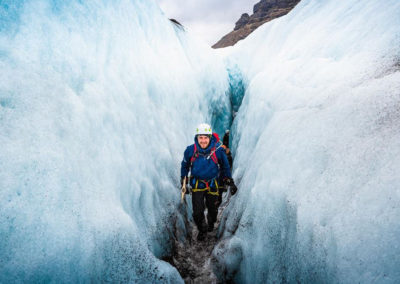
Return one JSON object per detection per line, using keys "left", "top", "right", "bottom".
{"left": 180, "top": 146, "right": 192, "bottom": 178}
{"left": 217, "top": 147, "right": 232, "bottom": 179}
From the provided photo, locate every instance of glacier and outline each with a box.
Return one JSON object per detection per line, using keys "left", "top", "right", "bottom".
{"left": 215, "top": 0, "right": 400, "bottom": 283}
{"left": 0, "top": 0, "right": 230, "bottom": 282}
{"left": 1, "top": 0, "right": 400, "bottom": 283}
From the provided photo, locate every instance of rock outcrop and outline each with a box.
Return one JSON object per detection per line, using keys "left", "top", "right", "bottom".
{"left": 234, "top": 13, "right": 250, "bottom": 31}
{"left": 212, "top": 0, "right": 300, "bottom": 48}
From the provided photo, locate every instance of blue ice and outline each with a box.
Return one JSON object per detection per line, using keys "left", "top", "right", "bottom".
{"left": 0, "top": 0, "right": 230, "bottom": 282}
{"left": 215, "top": 0, "right": 400, "bottom": 283}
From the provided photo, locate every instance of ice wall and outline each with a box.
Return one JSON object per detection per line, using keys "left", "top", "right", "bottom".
{"left": 215, "top": 0, "right": 400, "bottom": 283}
{"left": 0, "top": 0, "right": 230, "bottom": 282}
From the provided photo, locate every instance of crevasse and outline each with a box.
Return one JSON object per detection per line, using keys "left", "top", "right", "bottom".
{"left": 1, "top": 0, "right": 400, "bottom": 283}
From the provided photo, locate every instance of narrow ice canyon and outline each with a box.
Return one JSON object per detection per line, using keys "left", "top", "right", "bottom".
{"left": 1, "top": 0, "right": 399, "bottom": 283}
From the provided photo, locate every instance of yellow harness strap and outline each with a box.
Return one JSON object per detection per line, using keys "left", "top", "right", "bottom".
{"left": 192, "top": 179, "right": 219, "bottom": 196}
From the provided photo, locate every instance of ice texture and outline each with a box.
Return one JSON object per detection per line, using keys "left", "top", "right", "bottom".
{"left": 216, "top": 0, "right": 400, "bottom": 283}
{"left": 0, "top": 0, "right": 230, "bottom": 282}
{"left": 2, "top": 0, "right": 400, "bottom": 282}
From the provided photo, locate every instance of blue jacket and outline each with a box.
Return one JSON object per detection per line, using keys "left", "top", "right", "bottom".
{"left": 181, "top": 135, "right": 232, "bottom": 183}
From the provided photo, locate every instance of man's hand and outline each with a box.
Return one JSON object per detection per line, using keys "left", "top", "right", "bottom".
{"left": 181, "top": 177, "right": 190, "bottom": 194}
{"left": 224, "top": 178, "right": 238, "bottom": 195}
{"left": 230, "top": 184, "right": 238, "bottom": 195}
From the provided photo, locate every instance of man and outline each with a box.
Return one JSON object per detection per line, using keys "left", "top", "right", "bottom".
{"left": 223, "top": 129, "right": 230, "bottom": 148}
{"left": 222, "top": 129, "right": 233, "bottom": 169}
{"left": 181, "top": 123, "right": 238, "bottom": 241}
{"left": 218, "top": 129, "right": 233, "bottom": 206}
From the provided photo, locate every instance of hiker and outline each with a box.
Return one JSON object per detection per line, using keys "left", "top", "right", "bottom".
{"left": 217, "top": 129, "right": 233, "bottom": 207}
{"left": 223, "top": 129, "right": 230, "bottom": 147}
{"left": 222, "top": 130, "right": 233, "bottom": 169}
{"left": 180, "top": 123, "right": 238, "bottom": 241}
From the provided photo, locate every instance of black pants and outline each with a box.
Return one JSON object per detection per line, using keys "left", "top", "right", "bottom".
{"left": 192, "top": 191, "right": 219, "bottom": 232}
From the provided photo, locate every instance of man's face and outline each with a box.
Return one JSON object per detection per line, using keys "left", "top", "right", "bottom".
{"left": 197, "top": 135, "right": 210, "bottom": 149}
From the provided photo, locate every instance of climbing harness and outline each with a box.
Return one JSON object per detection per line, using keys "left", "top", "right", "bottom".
{"left": 191, "top": 178, "right": 219, "bottom": 196}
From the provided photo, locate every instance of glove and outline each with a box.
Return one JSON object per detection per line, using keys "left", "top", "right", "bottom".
{"left": 224, "top": 178, "right": 238, "bottom": 195}
{"left": 223, "top": 177, "right": 233, "bottom": 186}
{"left": 230, "top": 183, "right": 238, "bottom": 195}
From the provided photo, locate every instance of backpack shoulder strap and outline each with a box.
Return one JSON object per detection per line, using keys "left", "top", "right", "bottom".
{"left": 210, "top": 148, "right": 218, "bottom": 164}
{"left": 212, "top": 133, "right": 220, "bottom": 143}
{"left": 190, "top": 143, "right": 198, "bottom": 163}
{"left": 209, "top": 141, "right": 222, "bottom": 164}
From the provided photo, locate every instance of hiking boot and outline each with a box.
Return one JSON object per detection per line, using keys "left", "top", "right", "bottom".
{"left": 197, "top": 231, "right": 206, "bottom": 241}
{"left": 207, "top": 223, "right": 214, "bottom": 232}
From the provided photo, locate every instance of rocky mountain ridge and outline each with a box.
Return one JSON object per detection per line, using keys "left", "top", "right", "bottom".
{"left": 213, "top": 0, "right": 301, "bottom": 48}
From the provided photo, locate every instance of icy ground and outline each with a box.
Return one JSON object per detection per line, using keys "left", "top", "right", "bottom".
{"left": 172, "top": 215, "right": 218, "bottom": 283}
{"left": 169, "top": 196, "right": 233, "bottom": 284}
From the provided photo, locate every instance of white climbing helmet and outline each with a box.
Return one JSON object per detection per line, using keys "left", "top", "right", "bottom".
{"left": 195, "top": 123, "right": 212, "bottom": 136}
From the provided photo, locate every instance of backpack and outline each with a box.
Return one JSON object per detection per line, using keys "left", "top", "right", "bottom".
{"left": 190, "top": 133, "right": 221, "bottom": 165}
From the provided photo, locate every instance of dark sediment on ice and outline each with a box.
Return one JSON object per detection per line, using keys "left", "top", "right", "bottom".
{"left": 167, "top": 198, "right": 231, "bottom": 283}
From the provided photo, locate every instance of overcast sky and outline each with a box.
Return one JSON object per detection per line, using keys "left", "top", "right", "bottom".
{"left": 157, "top": 0, "right": 256, "bottom": 46}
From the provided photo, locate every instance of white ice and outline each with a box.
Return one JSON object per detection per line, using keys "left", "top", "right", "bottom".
{"left": 0, "top": 0, "right": 230, "bottom": 282}
{"left": 216, "top": 0, "right": 400, "bottom": 283}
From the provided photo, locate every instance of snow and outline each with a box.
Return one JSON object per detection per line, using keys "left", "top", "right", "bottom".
{"left": 0, "top": 0, "right": 230, "bottom": 282}
{"left": 216, "top": 0, "right": 400, "bottom": 282}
